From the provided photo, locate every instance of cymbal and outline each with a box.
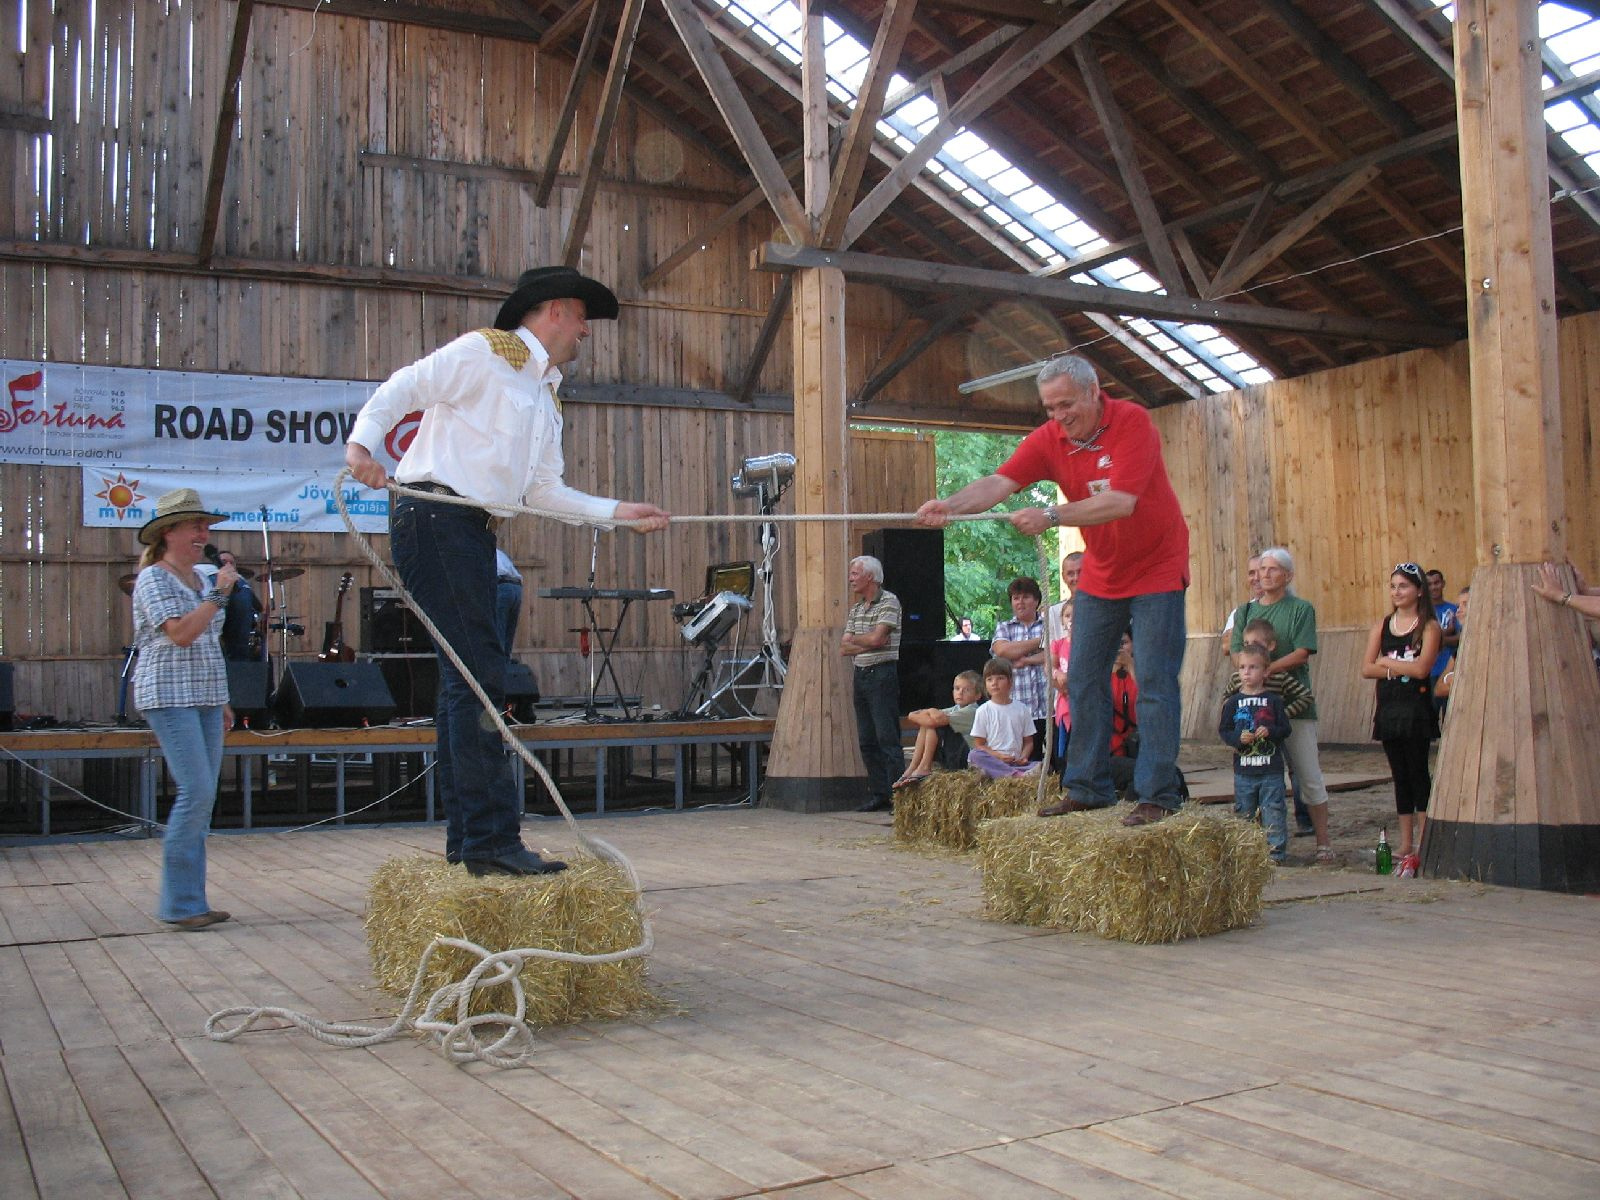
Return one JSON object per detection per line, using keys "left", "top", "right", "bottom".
{"left": 265, "top": 567, "right": 304, "bottom": 583}
{"left": 118, "top": 573, "right": 138, "bottom": 597}
{"left": 235, "top": 566, "right": 256, "bottom": 580}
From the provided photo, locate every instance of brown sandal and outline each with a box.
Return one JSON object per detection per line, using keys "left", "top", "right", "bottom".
{"left": 167, "top": 910, "right": 231, "bottom": 931}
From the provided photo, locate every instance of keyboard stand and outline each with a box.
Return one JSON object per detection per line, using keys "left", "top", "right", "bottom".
{"left": 539, "top": 586, "right": 675, "bottom": 721}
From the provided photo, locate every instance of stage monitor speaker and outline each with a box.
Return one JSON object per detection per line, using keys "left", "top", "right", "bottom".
{"left": 360, "top": 587, "right": 430, "bottom": 655}
{"left": 0, "top": 661, "right": 12, "bottom": 732}
{"left": 504, "top": 661, "right": 540, "bottom": 723}
{"left": 374, "top": 655, "right": 437, "bottom": 719}
{"left": 225, "top": 661, "right": 270, "bottom": 720}
{"left": 275, "top": 661, "right": 397, "bottom": 728}
{"left": 861, "top": 528, "right": 945, "bottom": 643}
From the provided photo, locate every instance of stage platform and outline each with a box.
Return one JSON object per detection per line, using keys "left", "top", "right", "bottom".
{"left": 0, "top": 718, "right": 774, "bottom": 837}
{"left": 3, "top": 812, "right": 1598, "bottom": 1198}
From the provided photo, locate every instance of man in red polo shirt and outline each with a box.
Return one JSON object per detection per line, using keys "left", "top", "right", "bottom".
{"left": 916, "top": 354, "right": 1190, "bottom": 825}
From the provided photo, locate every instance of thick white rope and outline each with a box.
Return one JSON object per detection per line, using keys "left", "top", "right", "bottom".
{"left": 205, "top": 474, "right": 1028, "bottom": 1066}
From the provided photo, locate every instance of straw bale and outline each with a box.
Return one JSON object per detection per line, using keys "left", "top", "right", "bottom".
{"left": 977, "top": 805, "right": 1273, "bottom": 943}
{"left": 366, "top": 856, "right": 655, "bottom": 1025}
{"left": 894, "top": 770, "right": 1047, "bottom": 850}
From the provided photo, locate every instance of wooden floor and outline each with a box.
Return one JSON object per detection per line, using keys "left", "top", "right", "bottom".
{"left": 3, "top": 809, "right": 1599, "bottom": 1199}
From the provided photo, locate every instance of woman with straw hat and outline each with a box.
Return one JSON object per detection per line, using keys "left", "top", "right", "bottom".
{"left": 132, "top": 487, "right": 239, "bottom": 930}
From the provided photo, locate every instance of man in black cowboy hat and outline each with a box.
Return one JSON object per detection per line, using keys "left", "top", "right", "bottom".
{"left": 346, "top": 266, "right": 670, "bottom": 877}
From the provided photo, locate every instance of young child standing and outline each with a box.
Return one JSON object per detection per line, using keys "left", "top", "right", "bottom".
{"left": 1222, "top": 616, "right": 1316, "bottom": 836}
{"left": 894, "top": 670, "right": 983, "bottom": 788}
{"left": 1219, "top": 643, "right": 1293, "bottom": 864}
{"left": 1360, "top": 562, "right": 1442, "bottom": 874}
{"left": 968, "top": 658, "right": 1036, "bottom": 779}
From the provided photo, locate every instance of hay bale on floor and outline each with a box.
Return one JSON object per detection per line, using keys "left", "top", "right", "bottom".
{"left": 366, "top": 856, "right": 655, "bottom": 1026}
{"left": 977, "top": 805, "right": 1272, "bottom": 943}
{"left": 894, "top": 770, "right": 1047, "bottom": 850}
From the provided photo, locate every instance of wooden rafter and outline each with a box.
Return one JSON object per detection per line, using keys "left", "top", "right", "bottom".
{"left": 842, "top": 0, "right": 1128, "bottom": 249}
{"left": 536, "top": 0, "right": 598, "bottom": 50}
{"left": 736, "top": 276, "right": 794, "bottom": 404}
{"left": 1206, "top": 166, "right": 1381, "bottom": 299}
{"left": 1072, "top": 38, "right": 1183, "bottom": 294}
{"left": 658, "top": 0, "right": 810, "bottom": 244}
{"left": 639, "top": 151, "right": 804, "bottom": 290}
{"left": 253, "top": 0, "right": 538, "bottom": 41}
{"left": 818, "top": 0, "right": 920, "bottom": 246}
{"left": 854, "top": 297, "right": 982, "bottom": 405}
{"left": 562, "top": 0, "right": 647, "bottom": 267}
{"left": 197, "top": 0, "right": 255, "bottom": 267}
{"left": 756, "top": 243, "right": 1458, "bottom": 346}
{"left": 535, "top": 0, "right": 610, "bottom": 209}
{"left": 882, "top": 25, "right": 1023, "bottom": 119}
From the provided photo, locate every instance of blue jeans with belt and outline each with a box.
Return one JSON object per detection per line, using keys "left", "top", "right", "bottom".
{"left": 853, "top": 661, "right": 902, "bottom": 804}
{"left": 390, "top": 494, "right": 519, "bottom": 863}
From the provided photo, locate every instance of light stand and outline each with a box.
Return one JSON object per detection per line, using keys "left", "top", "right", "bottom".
{"left": 706, "top": 453, "right": 793, "bottom": 716}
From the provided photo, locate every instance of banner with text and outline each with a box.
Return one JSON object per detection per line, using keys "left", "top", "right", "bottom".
{"left": 81, "top": 466, "right": 391, "bottom": 535}
{"left": 2, "top": 359, "right": 419, "bottom": 474}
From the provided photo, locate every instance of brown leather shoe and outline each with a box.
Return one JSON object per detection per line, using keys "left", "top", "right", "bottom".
{"left": 1039, "top": 795, "right": 1096, "bottom": 817}
{"left": 1121, "top": 801, "right": 1173, "bottom": 827}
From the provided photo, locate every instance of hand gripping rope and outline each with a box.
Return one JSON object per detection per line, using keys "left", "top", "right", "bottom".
{"left": 205, "top": 471, "right": 1033, "bottom": 1067}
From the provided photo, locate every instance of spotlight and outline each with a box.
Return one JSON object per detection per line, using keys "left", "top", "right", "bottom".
{"left": 731, "top": 452, "right": 795, "bottom": 498}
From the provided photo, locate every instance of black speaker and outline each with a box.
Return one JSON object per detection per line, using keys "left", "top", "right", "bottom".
{"left": 275, "top": 661, "right": 397, "bottom": 728}
{"left": 504, "top": 661, "right": 540, "bottom": 722}
{"left": 225, "top": 661, "right": 270, "bottom": 720}
{"left": 360, "top": 587, "right": 430, "bottom": 654}
{"left": 375, "top": 655, "right": 438, "bottom": 718}
{"left": 0, "top": 661, "right": 12, "bottom": 732}
{"left": 861, "top": 529, "right": 945, "bottom": 643}
{"left": 893, "top": 640, "right": 991, "bottom": 712}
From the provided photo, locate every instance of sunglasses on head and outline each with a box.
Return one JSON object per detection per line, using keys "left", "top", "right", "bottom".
{"left": 1393, "top": 562, "right": 1425, "bottom": 585}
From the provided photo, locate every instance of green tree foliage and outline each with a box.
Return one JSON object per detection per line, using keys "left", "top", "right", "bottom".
{"left": 932, "top": 429, "right": 1059, "bottom": 639}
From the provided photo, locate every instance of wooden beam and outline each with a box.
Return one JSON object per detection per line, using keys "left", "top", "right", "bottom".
{"left": 918, "top": 0, "right": 1064, "bottom": 21}
{"left": 853, "top": 297, "right": 982, "bottom": 405}
{"left": 1169, "top": 228, "right": 1214, "bottom": 297}
{"left": 249, "top": 0, "right": 540, "bottom": 41}
{"left": 359, "top": 149, "right": 743, "bottom": 206}
{"left": 842, "top": 0, "right": 1128, "bottom": 247}
{"left": 197, "top": 0, "right": 255, "bottom": 267}
{"left": 818, "top": 0, "right": 921, "bottom": 245}
{"left": 537, "top": 0, "right": 598, "bottom": 49}
{"left": 639, "top": 153, "right": 803, "bottom": 290}
{"left": 735, "top": 276, "right": 794, "bottom": 404}
{"left": 1072, "top": 38, "right": 1183, "bottom": 294}
{"left": 0, "top": 108, "right": 51, "bottom": 134}
{"left": 658, "top": 0, "right": 810, "bottom": 244}
{"left": 754, "top": 243, "right": 1459, "bottom": 346}
{"left": 562, "top": 0, "right": 646, "bottom": 266}
{"left": 881, "top": 26, "right": 1023, "bottom": 118}
{"left": 800, "top": 0, "right": 830, "bottom": 226}
{"left": 534, "top": 0, "right": 609, "bottom": 209}
{"left": 1206, "top": 166, "right": 1380, "bottom": 299}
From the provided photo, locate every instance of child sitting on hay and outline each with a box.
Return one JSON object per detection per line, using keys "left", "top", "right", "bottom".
{"left": 894, "top": 669, "right": 983, "bottom": 789}
{"left": 968, "top": 657, "right": 1038, "bottom": 779}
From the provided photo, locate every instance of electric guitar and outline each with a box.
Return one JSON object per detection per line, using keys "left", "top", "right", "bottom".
{"left": 319, "top": 572, "right": 356, "bottom": 662}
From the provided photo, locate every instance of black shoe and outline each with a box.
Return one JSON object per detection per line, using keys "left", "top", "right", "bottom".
{"left": 464, "top": 848, "right": 568, "bottom": 876}
{"left": 1294, "top": 825, "right": 1315, "bottom": 838}
{"left": 856, "top": 797, "right": 893, "bottom": 813}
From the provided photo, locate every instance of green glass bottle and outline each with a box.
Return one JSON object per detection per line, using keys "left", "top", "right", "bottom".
{"left": 1375, "top": 828, "right": 1392, "bottom": 875}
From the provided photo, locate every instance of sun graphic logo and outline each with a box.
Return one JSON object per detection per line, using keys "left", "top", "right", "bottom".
{"left": 94, "top": 472, "right": 146, "bottom": 519}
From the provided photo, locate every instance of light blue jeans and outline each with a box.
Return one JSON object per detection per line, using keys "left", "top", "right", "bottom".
{"left": 1062, "top": 588, "right": 1188, "bottom": 809}
{"left": 146, "top": 704, "right": 226, "bottom": 921}
{"left": 1234, "top": 770, "right": 1288, "bottom": 862}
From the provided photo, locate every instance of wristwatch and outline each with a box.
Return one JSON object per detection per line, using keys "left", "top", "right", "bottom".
{"left": 1043, "top": 505, "right": 1061, "bottom": 527}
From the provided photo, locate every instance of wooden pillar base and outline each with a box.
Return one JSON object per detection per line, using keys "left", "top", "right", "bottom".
{"left": 1423, "top": 562, "right": 1600, "bottom": 891}
{"left": 762, "top": 627, "right": 865, "bottom": 812}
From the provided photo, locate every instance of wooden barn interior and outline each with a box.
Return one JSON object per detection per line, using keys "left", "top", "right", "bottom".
{"left": 4, "top": 1, "right": 1600, "bottom": 1196}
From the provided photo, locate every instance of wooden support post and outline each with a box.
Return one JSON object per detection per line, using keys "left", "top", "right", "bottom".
{"left": 1425, "top": 0, "right": 1600, "bottom": 891}
{"left": 763, "top": 266, "right": 865, "bottom": 810}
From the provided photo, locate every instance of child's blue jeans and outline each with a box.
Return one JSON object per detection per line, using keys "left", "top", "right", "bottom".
{"left": 1234, "top": 771, "right": 1288, "bottom": 862}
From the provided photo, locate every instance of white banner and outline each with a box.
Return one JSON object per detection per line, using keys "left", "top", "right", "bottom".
{"left": 2, "top": 359, "right": 420, "bottom": 472}
{"left": 81, "top": 466, "right": 392, "bottom": 535}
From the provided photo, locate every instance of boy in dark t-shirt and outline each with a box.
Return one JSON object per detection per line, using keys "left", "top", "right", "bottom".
{"left": 1220, "top": 643, "right": 1292, "bottom": 864}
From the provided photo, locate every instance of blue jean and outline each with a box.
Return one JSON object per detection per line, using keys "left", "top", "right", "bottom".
{"left": 391, "top": 496, "right": 520, "bottom": 862}
{"left": 496, "top": 579, "right": 523, "bottom": 657}
{"left": 1061, "top": 588, "right": 1187, "bottom": 809}
{"left": 853, "top": 662, "right": 902, "bottom": 804}
{"left": 146, "top": 704, "right": 226, "bottom": 921}
{"left": 1234, "top": 770, "right": 1288, "bottom": 862}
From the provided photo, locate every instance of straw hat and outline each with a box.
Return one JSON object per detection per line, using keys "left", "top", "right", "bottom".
{"left": 137, "top": 487, "right": 228, "bottom": 545}
{"left": 493, "top": 266, "right": 619, "bottom": 331}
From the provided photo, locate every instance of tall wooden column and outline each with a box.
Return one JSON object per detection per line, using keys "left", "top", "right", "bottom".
{"left": 763, "top": 265, "right": 867, "bottom": 810}
{"left": 1425, "top": 0, "right": 1600, "bottom": 889}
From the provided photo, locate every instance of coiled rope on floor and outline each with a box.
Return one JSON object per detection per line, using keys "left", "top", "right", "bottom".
{"left": 205, "top": 472, "right": 1024, "bottom": 1066}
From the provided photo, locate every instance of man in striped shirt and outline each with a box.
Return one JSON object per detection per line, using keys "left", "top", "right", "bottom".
{"left": 842, "top": 555, "right": 903, "bottom": 813}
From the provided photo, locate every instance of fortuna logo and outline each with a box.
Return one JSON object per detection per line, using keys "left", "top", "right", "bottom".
{"left": 94, "top": 472, "right": 146, "bottom": 518}
{"left": 384, "top": 411, "right": 423, "bottom": 461}
{"left": 1, "top": 370, "right": 127, "bottom": 434}
{"left": 1097, "top": 453, "right": 1112, "bottom": 469}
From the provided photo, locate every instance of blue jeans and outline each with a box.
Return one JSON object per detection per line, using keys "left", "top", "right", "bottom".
{"left": 391, "top": 496, "right": 520, "bottom": 863}
{"left": 496, "top": 579, "right": 523, "bottom": 657}
{"left": 853, "top": 662, "right": 902, "bottom": 804}
{"left": 1062, "top": 588, "right": 1187, "bottom": 809}
{"left": 1234, "top": 770, "right": 1288, "bottom": 862}
{"left": 147, "top": 704, "right": 226, "bottom": 921}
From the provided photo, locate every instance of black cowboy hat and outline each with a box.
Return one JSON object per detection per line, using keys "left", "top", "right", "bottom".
{"left": 493, "top": 266, "right": 619, "bottom": 330}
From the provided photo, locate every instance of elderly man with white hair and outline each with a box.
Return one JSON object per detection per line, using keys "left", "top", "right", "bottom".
{"left": 841, "top": 555, "right": 903, "bottom": 812}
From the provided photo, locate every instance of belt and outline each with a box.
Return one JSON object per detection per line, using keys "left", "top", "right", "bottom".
{"left": 399, "top": 481, "right": 499, "bottom": 532}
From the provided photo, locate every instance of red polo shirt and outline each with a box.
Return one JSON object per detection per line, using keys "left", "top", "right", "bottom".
{"left": 998, "top": 394, "right": 1190, "bottom": 599}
